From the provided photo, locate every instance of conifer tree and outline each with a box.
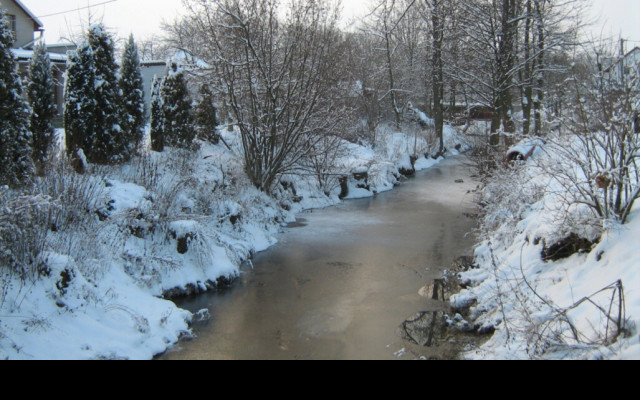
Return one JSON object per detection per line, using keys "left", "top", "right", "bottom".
{"left": 28, "top": 42, "right": 57, "bottom": 175}
{"left": 195, "top": 84, "right": 220, "bottom": 145}
{"left": 162, "top": 62, "right": 195, "bottom": 149}
{"left": 150, "top": 75, "right": 165, "bottom": 152}
{"left": 0, "top": 11, "right": 34, "bottom": 187}
{"left": 64, "top": 40, "right": 96, "bottom": 173}
{"left": 118, "top": 34, "right": 146, "bottom": 159}
{"left": 87, "top": 24, "right": 122, "bottom": 164}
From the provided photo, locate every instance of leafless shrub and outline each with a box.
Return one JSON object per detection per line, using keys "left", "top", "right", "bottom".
{"left": 528, "top": 281, "right": 628, "bottom": 356}
{"left": 465, "top": 122, "right": 503, "bottom": 178}
{"left": 104, "top": 304, "right": 150, "bottom": 334}
{"left": 298, "top": 134, "right": 351, "bottom": 196}
{"left": 37, "top": 157, "right": 107, "bottom": 233}
{"left": 480, "top": 240, "right": 628, "bottom": 359}
{"left": 515, "top": 241, "right": 628, "bottom": 357}
{"left": 538, "top": 56, "right": 640, "bottom": 229}
{"left": 179, "top": 0, "right": 348, "bottom": 194}
{"left": 123, "top": 155, "right": 161, "bottom": 190}
{"left": 0, "top": 188, "right": 54, "bottom": 282}
{"left": 476, "top": 161, "right": 546, "bottom": 241}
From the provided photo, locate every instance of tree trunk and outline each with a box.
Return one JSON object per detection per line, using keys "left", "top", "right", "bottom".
{"left": 533, "top": 0, "right": 545, "bottom": 136}
{"left": 430, "top": 0, "right": 445, "bottom": 156}
{"left": 494, "top": 0, "right": 518, "bottom": 146}
{"left": 383, "top": 12, "right": 402, "bottom": 128}
{"left": 521, "top": 0, "right": 533, "bottom": 136}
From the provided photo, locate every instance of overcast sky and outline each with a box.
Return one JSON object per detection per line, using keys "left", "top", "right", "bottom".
{"left": 23, "top": 0, "right": 640, "bottom": 45}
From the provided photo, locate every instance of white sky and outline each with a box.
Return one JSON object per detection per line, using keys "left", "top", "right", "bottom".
{"left": 590, "top": 0, "right": 640, "bottom": 44}
{"left": 21, "top": 0, "right": 640, "bottom": 45}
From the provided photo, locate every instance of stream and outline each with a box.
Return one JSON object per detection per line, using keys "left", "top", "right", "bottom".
{"left": 161, "top": 156, "right": 479, "bottom": 360}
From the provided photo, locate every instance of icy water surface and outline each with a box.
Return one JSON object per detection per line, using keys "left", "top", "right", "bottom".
{"left": 162, "top": 157, "right": 478, "bottom": 360}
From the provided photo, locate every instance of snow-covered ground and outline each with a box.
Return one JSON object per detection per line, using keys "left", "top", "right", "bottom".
{"left": 0, "top": 123, "right": 470, "bottom": 360}
{"left": 451, "top": 139, "right": 640, "bottom": 360}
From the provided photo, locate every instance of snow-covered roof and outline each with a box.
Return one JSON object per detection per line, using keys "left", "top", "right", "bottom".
{"left": 11, "top": 48, "right": 67, "bottom": 63}
{"left": 46, "top": 42, "right": 75, "bottom": 49}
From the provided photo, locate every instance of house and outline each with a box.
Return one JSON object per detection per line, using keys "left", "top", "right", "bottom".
{"left": 141, "top": 60, "right": 167, "bottom": 116}
{"left": 12, "top": 48, "right": 68, "bottom": 127}
{"left": 1, "top": 0, "right": 74, "bottom": 127}
{"left": 602, "top": 46, "right": 640, "bottom": 133}
{"left": 0, "top": 0, "right": 43, "bottom": 48}
{"left": 604, "top": 47, "right": 640, "bottom": 85}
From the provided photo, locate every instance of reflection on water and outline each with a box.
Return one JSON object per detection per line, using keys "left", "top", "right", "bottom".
{"left": 161, "top": 157, "right": 478, "bottom": 360}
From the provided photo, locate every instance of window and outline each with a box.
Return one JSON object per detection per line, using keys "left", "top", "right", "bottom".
{"left": 7, "top": 14, "right": 16, "bottom": 39}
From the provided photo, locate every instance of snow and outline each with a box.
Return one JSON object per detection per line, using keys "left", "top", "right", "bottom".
{"left": 0, "top": 119, "right": 471, "bottom": 360}
{"left": 106, "top": 180, "right": 151, "bottom": 213}
{"left": 0, "top": 251, "right": 191, "bottom": 360}
{"left": 11, "top": 49, "right": 67, "bottom": 63}
{"left": 453, "top": 140, "right": 640, "bottom": 360}
{"left": 507, "top": 138, "right": 544, "bottom": 159}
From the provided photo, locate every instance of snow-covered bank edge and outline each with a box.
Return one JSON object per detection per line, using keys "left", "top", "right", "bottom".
{"left": 450, "top": 140, "right": 640, "bottom": 360}
{"left": 0, "top": 125, "right": 471, "bottom": 360}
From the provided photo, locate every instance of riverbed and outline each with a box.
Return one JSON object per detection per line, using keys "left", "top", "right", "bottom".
{"left": 161, "top": 156, "right": 478, "bottom": 360}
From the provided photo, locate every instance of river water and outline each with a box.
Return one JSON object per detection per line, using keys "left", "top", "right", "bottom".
{"left": 162, "top": 156, "right": 478, "bottom": 360}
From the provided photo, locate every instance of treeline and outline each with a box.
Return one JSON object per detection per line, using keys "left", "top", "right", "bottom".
{"left": 0, "top": 15, "right": 220, "bottom": 186}
{"left": 350, "top": 0, "right": 585, "bottom": 143}
{"left": 160, "top": 0, "right": 589, "bottom": 192}
{"left": 1, "top": 9, "right": 42, "bottom": 188}
{"left": 64, "top": 26, "right": 146, "bottom": 171}
{"left": 0, "top": 16, "right": 148, "bottom": 185}
{"left": 64, "top": 25, "right": 215, "bottom": 173}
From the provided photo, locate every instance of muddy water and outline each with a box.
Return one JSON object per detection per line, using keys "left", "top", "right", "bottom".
{"left": 162, "top": 157, "right": 478, "bottom": 360}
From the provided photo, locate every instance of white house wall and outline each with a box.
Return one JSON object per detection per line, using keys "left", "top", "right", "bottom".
{"left": 0, "top": 0, "right": 37, "bottom": 48}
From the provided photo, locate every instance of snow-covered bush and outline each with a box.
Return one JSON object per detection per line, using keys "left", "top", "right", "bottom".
{"left": 28, "top": 42, "right": 57, "bottom": 176}
{"left": 118, "top": 35, "right": 147, "bottom": 159}
{"left": 161, "top": 63, "right": 195, "bottom": 150}
{"left": 195, "top": 84, "right": 220, "bottom": 145}
{"left": 150, "top": 75, "right": 165, "bottom": 152}
{"left": 64, "top": 25, "right": 125, "bottom": 168}
{"left": 0, "top": 10, "right": 34, "bottom": 188}
{"left": 64, "top": 39, "right": 96, "bottom": 173}
{"left": 87, "top": 24, "right": 123, "bottom": 164}
{"left": 477, "top": 159, "right": 547, "bottom": 242}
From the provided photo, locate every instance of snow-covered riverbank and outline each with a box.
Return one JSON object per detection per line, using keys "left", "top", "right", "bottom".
{"left": 451, "top": 141, "right": 640, "bottom": 360}
{"left": 0, "top": 124, "right": 470, "bottom": 360}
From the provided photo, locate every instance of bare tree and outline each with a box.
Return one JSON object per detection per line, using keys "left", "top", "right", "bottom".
{"left": 425, "top": 0, "right": 447, "bottom": 156}
{"left": 180, "top": 0, "right": 345, "bottom": 194}
{"left": 361, "top": 0, "right": 406, "bottom": 127}
{"left": 517, "top": 0, "right": 586, "bottom": 136}
{"left": 543, "top": 46, "right": 640, "bottom": 227}
{"left": 137, "top": 35, "right": 170, "bottom": 61}
{"left": 341, "top": 32, "right": 385, "bottom": 145}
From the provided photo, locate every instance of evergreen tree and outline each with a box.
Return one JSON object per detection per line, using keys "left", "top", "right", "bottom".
{"left": 64, "top": 40, "right": 96, "bottom": 173}
{"left": 150, "top": 74, "right": 165, "bottom": 152}
{"left": 0, "top": 11, "right": 34, "bottom": 187}
{"left": 118, "top": 34, "right": 146, "bottom": 159}
{"left": 87, "top": 24, "right": 122, "bottom": 164}
{"left": 162, "top": 62, "right": 195, "bottom": 149}
{"left": 195, "top": 84, "right": 220, "bottom": 145}
{"left": 28, "top": 42, "right": 57, "bottom": 175}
